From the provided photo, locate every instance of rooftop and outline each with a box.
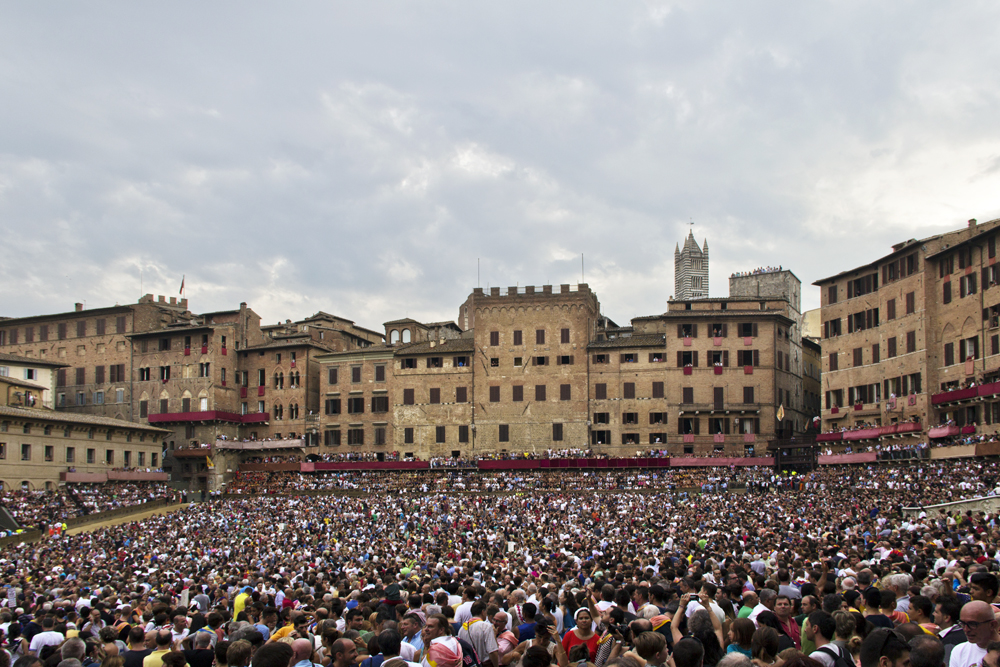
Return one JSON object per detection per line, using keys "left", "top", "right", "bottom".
{"left": 0, "top": 375, "right": 50, "bottom": 392}
{"left": 0, "top": 352, "right": 69, "bottom": 368}
{"left": 397, "top": 338, "right": 476, "bottom": 355}
{"left": 0, "top": 405, "right": 170, "bottom": 433}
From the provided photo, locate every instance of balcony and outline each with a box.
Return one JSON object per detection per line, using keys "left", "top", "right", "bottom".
{"left": 215, "top": 438, "right": 304, "bottom": 450}
{"left": 679, "top": 403, "right": 761, "bottom": 414}
{"left": 928, "top": 424, "right": 960, "bottom": 438}
{"left": 60, "top": 471, "right": 168, "bottom": 482}
{"left": 931, "top": 381, "right": 1000, "bottom": 405}
{"left": 844, "top": 427, "right": 881, "bottom": 441}
{"left": 147, "top": 410, "right": 269, "bottom": 424}
{"left": 816, "top": 431, "right": 843, "bottom": 442}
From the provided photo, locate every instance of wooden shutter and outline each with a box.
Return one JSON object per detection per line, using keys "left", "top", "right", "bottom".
{"left": 723, "top": 350, "right": 729, "bottom": 367}
{"left": 430, "top": 388, "right": 441, "bottom": 404}
{"left": 752, "top": 323, "right": 758, "bottom": 337}
{"left": 693, "top": 418, "right": 700, "bottom": 435}
{"left": 403, "top": 388, "right": 414, "bottom": 405}
{"left": 489, "top": 386, "right": 500, "bottom": 402}
{"left": 691, "top": 324, "right": 698, "bottom": 338}
{"left": 752, "top": 350, "right": 759, "bottom": 366}
{"left": 560, "top": 384, "right": 571, "bottom": 401}
{"left": 456, "top": 387, "right": 467, "bottom": 403}
{"left": 535, "top": 385, "right": 546, "bottom": 401}
{"left": 677, "top": 324, "right": 684, "bottom": 338}
{"left": 561, "top": 328, "right": 570, "bottom": 344}
{"left": 624, "top": 383, "right": 635, "bottom": 399}
{"left": 513, "top": 330, "right": 522, "bottom": 345}
{"left": 513, "top": 385, "right": 524, "bottom": 402}
{"left": 682, "top": 387, "right": 693, "bottom": 403}
{"left": 693, "top": 351, "right": 699, "bottom": 367}
{"left": 677, "top": 351, "right": 684, "bottom": 367}
{"left": 490, "top": 331, "right": 499, "bottom": 346}
{"left": 714, "top": 387, "right": 724, "bottom": 410}
{"left": 595, "top": 383, "right": 607, "bottom": 400}
{"left": 652, "top": 382, "right": 664, "bottom": 398}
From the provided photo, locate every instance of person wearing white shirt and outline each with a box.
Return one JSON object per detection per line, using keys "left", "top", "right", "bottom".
{"left": 748, "top": 590, "right": 777, "bottom": 629}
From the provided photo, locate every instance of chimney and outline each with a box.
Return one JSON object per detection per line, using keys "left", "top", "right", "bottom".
{"left": 75, "top": 303, "right": 83, "bottom": 312}
{"left": 969, "top": 218, "right": 978, "bottom": 228}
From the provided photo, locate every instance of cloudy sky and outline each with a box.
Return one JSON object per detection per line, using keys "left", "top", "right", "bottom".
{"left": 2, "top": 2, "right": 1000, "bottom": 331}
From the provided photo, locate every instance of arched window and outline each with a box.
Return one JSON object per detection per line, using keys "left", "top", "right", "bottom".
{"left": 390, "top": 330, "right": 399, "bottom": 344}
{"left": 402, "top": 328, "right": 411, "bottom": 343}
{"left": 289, "top": 403, "right": 299, "bottom": 419}
{"left": 274, "top": 404, "right": 283, "bottom": 420}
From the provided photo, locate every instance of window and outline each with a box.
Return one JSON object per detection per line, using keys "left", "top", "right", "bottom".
{"left": 347, "top": 429, "right": 364, "bottom": 445}
{"left": 512, "top": 385, "right": 524, "bottom": 402}
{"left": 620, "top": 353, "right": 637, "bottom": 363}
{"left": 45, "top": 446, "right": 55, "bottom": 462}
{"left": 743, "top": 386, "right": 755, "bottom": 403}
{"left": 328, "top": 368, "right": 339, "bottom": 384}
{"left": 105, "top": 449, "right": 114, "bottom": 464}
{"left": 823, "top": 319, "right": 842, "bottom": 338}
{"left": 886, "top": 298, "right": 896, "bottom": 320}
{"left": 66, "top": 447, "right": 75, "bottom": 463}
{"left": 404, "top": 428, "right": 414, "bottom": 444}
{"left": 536, "top": 329, "right": 545, "bottom": 345}
{"left": 94, "top": 391, "right": 104, "bottom": 404}
{"left": 159, "top": 337, "right": 170, "bottom": 351}
{"left": 962, "top": 336, "right": 980, "bottom": 361}
{"left": 557, "top": 355, "right": 574, "bottom": 365}
{"left": 371, "top": 396, "right": 389, "bottom": 413}
{"left": 116, "top": 388, "right": 125, "bottom": 403}
{"left": 109, "top": 364, "right": 125, "bottom": 382}
{"left": 452, "top": 357, "right": 469, "bottom": 368}
{"left": 325, "top": 398, "right": 341, "bottom": 414}
{"left": 678, "top": 323, "right": 696, "bottom": 338}
{"left": 593, "top": 354, "right": 609, "bottom": 364}
{"left": 623, "top": 382, "right": 635, "bottom": 399}
{"left": 513, "top": 330, "right": 523, "bottom": 346}
{"left": 401, "top": 358, "right": 417, "bottom": 369}
{"left": 490, "top": 331, "right": 500, "bottom": 346}
{"left": 403, "top": 389, "right": 414, "bottom": 405}
{"left": 75, "top": 367, "right": 86, "bottom": 385}
{"left": 593, "top": 412, "right": 609, "bottom": 424}
{"left": 429, "top": 388, "right": 441, "bottom": 404}
{"left": 86, "top": 448, "right": 95, "bottom": 464}
{"left": 76, "top": 392, "right": 85, "bottom": 405}
{"left": 138, "top": 367, "right": 150, "bottom": 381}
{"left": 649, "top": 412, "right": 667, "bottom": 425}
{"left": 513, "top": 357, "right": 523, "bottom": 366}
{"left": 738, "top": 323, "right": 758, "bottom": 338}
{"left": 678, "top": 351, "right": 697, "bottom": 366}
{"left": 847, "top": 273, "right": 879, "bottom": 298}
{"left": 561, "top": 328, "right": 570, "bottom": 344}
{"left": 459, "top": 425, "right": 469, "bottom": 443}
{"left": 22, "top": 444, "right": 31, "bottom": 461}
{"left": 736, "top": 350, "right": 760, "bottom": 367}
{"left": 139, "top": 400, "right": 148, "bottom": 418}
{"left": 347, "top": 397, "right": 364, "bottom": 414}
{"left": 560, "top": 384, "right": 571, "bottom": 401}
{"left": 847, "top": 308, "right": 880, "bottom": 333}
{"left": 58, "top": 322, "right": 67, "bottom": 339}
{"left": 682, "top": 387, "right": 693, "bottom": 404}
{"left": 490, "top": 386, "right": 501, "bottom": 402}
{"left": 907, "top": 331, "right": 917, "bottom": 354}
{"left": 906, "top": 291, "right": 915, "bottom": 314}
{"left": 961, "top": 274, "right": 978, "bottom": 298}
{"left": 853, "top": 348, "right": 863, "bottom": 367}
{"left": 944, "top": 342, "right": 955, "bottom": 367}
{"left": 427, "top": 357, "right": 443, "bottom": 368}
{"left": 829, "top": 352, "right": 838, "bottom": 371}
{"left": 595, "top": 383, "right": 607, "bottom": 400}
{"left": 435, "top": 426, "right": 446, "bottom": 443}
{"left": 943, "top": 281, "right": 952, "bottom": 304}
{"left": 535, "top": 385, "right": 546, "bottom": 401}
{"left": 499, "top": 424, "right": 509, "bottom": 442}
{"left": 533, "top": 356, "right": 548, "bottom": 366}
{"left": 159, "top": 366, "right": 170, "bottom": 381}
{"left": 160, "top": 398, "right": 169, "bottom": 413}
{"left": 456, "top": 386, "right": 468, "bottom": 403}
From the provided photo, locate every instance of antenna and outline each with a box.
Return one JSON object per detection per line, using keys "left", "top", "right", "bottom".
{"left": 478, "top": 258, "right": 480, "bottom": 288}
{"left": 581, "top": 253, "right": 585, "bottom": 283}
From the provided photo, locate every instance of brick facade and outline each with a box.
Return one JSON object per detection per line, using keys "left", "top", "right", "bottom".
{"left": 815, "top": 216, "right": 1000, "bottom": 435}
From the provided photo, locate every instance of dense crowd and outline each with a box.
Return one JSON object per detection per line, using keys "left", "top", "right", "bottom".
{"left": 0, "top": 483, "right": 178, "bottom": 532}
{"left": 4, "top": 457, "right": 1000, "bottom": 667}
{"left": 731, "top": 266, "right": 783, "bottom": 277}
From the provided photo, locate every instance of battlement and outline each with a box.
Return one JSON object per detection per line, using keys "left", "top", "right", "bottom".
{"left": 138, "top": 294, "right": 189, "bottom": 310}
{"left": 472, "top": 283, "right": 591, "bottom": 298}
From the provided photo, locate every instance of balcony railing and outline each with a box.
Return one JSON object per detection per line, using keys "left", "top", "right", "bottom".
{"left": 147, "top": 410, "right": 270, "bottom": 424}
{"left": 215, "top": 438, "right": 304, "bottom": 450}
{"left": 931, "top": 381, "right": 1000, "bottom": 405}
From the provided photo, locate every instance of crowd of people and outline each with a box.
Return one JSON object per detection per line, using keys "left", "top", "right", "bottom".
{"left": 731, "top": 266, "right": 783, "bottom": 277}
{"left": 315, "top": 453, "right": 410, "bottom": 463}
{"left": 0, "top": 483, "right": 178, "bottom": 532}
{"left": 3, "top": 456, "right": 1000, "bottom": 667}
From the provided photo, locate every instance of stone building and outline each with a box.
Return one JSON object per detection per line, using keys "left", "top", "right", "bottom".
{"left": 0, "top": 352, "right": 68, "bottom": 410}
{"left": 674, "top": 231, "right": 710, "bottom": 300}
{"left": 814, "top": 216, "right": 1000, "bottom": 438}
{"left": 0, "top": 384, "right": 168, "bottom": 490}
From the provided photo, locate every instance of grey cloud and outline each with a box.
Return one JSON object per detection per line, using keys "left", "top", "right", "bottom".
{"left": 2, "top": 1, "right": 1000, "bottom": 329}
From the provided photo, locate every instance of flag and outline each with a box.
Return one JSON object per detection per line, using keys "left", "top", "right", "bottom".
{"left": 206, "top": 456, "right": 214, "bottom": 469}
{"left": 777, "top": 404, "right": 785, "bottom": 421}
{"left": 179, "top": 276, "right": 185, "bottom": 295}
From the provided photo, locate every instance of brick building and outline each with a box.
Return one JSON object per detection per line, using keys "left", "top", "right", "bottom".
{"left": 814, "top": 216, "right": 1000, "bottom": 438}
{"left": 0, "top": 296, "right": 192, "bottom": 420}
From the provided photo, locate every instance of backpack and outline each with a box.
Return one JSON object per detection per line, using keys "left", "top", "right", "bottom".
{"left": 815, "top": 645, "right": 853, "bottom": 667}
